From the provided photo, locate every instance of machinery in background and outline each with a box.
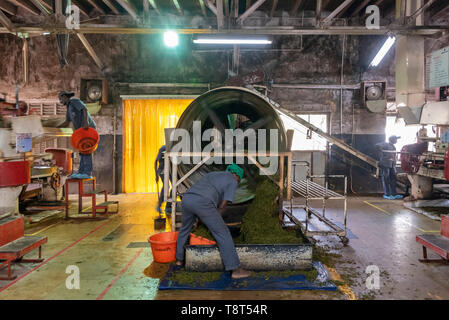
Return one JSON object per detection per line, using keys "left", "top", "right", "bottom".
{"left": 399, "top": 98, "right": 449, "bottom": 200}
{"left": 0, "top": 113, "right": 73, "bottom": 217}
{"left": 361, "top": 80, "right": 388, "bottom": 113}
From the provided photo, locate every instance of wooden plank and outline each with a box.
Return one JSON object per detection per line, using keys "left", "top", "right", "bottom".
{"left": 270, "top": 0, "right": 277, "bottom": 17}
{"left": 55, "top": 0, "right": 62, "bottom": 14}
{"left": 351, "top": 0, "right": 371, "bottom": 17}
{"left": 321, "top": 0, "right": 354, "bottom": 25}
{"left": 86, "top": 0, "right": 105, "bottom": 14}
{"left": 205, "top": 0, "right": 217, "bottom": 15}
{"left": 0, "top": 8, "right": 13, "bottom": 31}
{"left": 224, "top": 0, "right": 229, "bottom": 16}
{"left": 76, "top": 33, "right": 105, "bottom": 70}
{"left": 236, "top": 0, "right": 266, "bottom": 23}
{"left": 5, "top": 0, "right": 39, "bottom": 15}
{"left": 29, "top": 0, "right": 50, "bottom": 14}
{"left": 198, "top": 0, "right": 206, "bottom": 16}
{"left": 430, "top": 3, "right": 449, "bottom": 22}
{"left": 316, "top": 0, "right": 322, "bottom": 26}
{"left": 103, "top": 0, "right": 120, "bottom": 14}
{"left": 289, "top": 0, "right": 301, "bottom": 17}
{"left": 71, "top": 0, "right": 90, "bottom": 17}
{"left": 0, "top": 0, "right": 17, "bottom": 15}
{"left": 148, "top": 0, "right": 160, "bottom": 15}
{"left": 172, "top": 0, "right": 182, "bottom": 15}
{"left": 115, "top": 0, "right": 138, "bottom": 20}
{"left": 216, "top": 0, "right": 223, "bottom": 27}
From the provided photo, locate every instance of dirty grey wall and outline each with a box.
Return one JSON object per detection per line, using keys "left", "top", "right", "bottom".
{"left": 0, "top": 31, "right": 395, "bottom": 194}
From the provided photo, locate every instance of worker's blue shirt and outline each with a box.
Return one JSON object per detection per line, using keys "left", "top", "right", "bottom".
{"left": 375, "top": 141, "right": 396, "bottom": 168}
{"left": 185, "top": 171, "right": 238, "bottom": 207}
{"left": 66, "top": 98, "right": 96, "bottom": 130}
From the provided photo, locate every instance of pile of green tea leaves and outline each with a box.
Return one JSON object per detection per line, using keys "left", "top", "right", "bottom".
{"left": 255, "top": 269, "right": 318, "bottom": 282}
{"left": 192, "top": 178, "right": 303, "bottom": 244}
{"left": 165, "top": 268, "right": 222, "bottom": 285}
{"left": 421, "top": 207, "right": 449, "bottom": 216}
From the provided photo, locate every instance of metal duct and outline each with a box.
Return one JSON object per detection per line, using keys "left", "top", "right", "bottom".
{"left": 56, "top": 34, "right": 69, "bottom": 67}
{"left": 54, "top": 0, "right": 70, "bottom": 67}
{"left": 173, "top": 87, "right": 288, "bottom": 204}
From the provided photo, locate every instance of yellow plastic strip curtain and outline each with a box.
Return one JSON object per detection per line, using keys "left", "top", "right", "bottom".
{"left": 122, "top": 99, "right": 192, "bottom": 193}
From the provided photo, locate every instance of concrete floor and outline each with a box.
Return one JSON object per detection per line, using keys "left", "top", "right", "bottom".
{"left": 0, "top": 194, "right": 448, "bottom": 300}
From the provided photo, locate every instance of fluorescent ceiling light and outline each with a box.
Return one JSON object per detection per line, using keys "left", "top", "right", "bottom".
{"left": 370, "top": 36, "right": 396, "bottom": 67}
{"left": 43, "top": 32, "right": 50, "bottom": 35}
{"left": 193, "top": 39, "right": 272, "bottom": 45}
{"left": 163, "top": 31, "right": 179, "bottom": 47}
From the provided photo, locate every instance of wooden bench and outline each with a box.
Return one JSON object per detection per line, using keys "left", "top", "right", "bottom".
{"left": 416, "top": 215, "right": 449, "bottom": 263}
{"left": 0, "top": 216, "right": 48, "bottom": 280}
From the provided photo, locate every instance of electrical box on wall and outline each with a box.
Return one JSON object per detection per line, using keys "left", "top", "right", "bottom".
{"left": 361, "top": 81, "right": 387, "bottom": 113}
{"left": 80, "top": 79, "right": 108, "bottom": 105}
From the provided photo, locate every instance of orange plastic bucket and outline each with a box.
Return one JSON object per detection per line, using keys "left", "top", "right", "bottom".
{"left": 70, "top": 128, "right": 100, "bottom": 155}
{"left": 189, "top": 233, "right": 216, "bottom": 245}
{"left": 148, "top": 231, "right": 178, "bottom": 263}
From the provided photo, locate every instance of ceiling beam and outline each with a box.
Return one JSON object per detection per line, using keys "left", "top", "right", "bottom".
{"left": 205, "top": 0, "right": 217, "bottom": 15}
{"left": 55, "top": 0, "right": 62, "bottom": 14}
{"left": 351, "top": 0, "right": 371, "bottom": 17}
{"left": 373, "top": 0, "right": 387, "bottom": 6}
{"left": 0, "top": 0, "right": 17, "bottom": 15}
{"left": 431, "top": 3, "right": 449, "bottom": 22}
{"left": 216, "top": 0, "right": 223, "bottom": 28}
{"left": 269, "top": 0, "right": 277, "bottom": 17}
{"left": 22, "top": 39, "right": 28, "bottom": 84}
{"left": 0, "top": 8, "right": 13, "bottom": 31}
{"left": 1, "top": 25, "right": 447, "bottom": 35}
{"left": 148, "top": 0, "right": 160, "bottom": 15}
{"left": 102, "top": 0, "right": 120, "bottom": 14}
{"left": 172, "top": 0, "right": 182, "bottom": 15}
{"left": 321, "top": 0, "right": 354, "bottom": 26}
{"left": 29, "top": 0, "right": 50, "bottom": 14}
{"left": 40, "top": 0, "right": 50, "bottom": 10}
{"left": 5, "top": 0, "right": 39, "bottom": 15}
{"left": 71, "top": 0, "right": 90, "bottom": 17}
{"left": 224, "top": 0, "right": 229, "bottom": 16}
{"left": 236, "top": 0, "right": 266, "bottom": 24}
{"left": 115, "top": 0, "right": 138, "bottom": 20}
{"left": 289, "top": 0, "right": 301, "bottom": 17}
{"left": 198, "top": 0, "right": 206, "bottom": 16}
{"left": 86, "top": 0, "right": 106, "bottom": 14}
{"left": 316, "top": 0, "right": 322, "bottom": 26}
{"left": 407, "top": 0, "right": 437, "bottom": 24}
{"left": 76, "top": 33, "right": 105, "bottom": 70}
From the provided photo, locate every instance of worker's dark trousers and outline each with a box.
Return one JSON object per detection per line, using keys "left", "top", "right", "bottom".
{"left": 79, "top": 153, "right": 93, "bottom": 176}
{"left": 176, "top": 194, "right": 240, "bottom": 271}
{"left": 380, "top": 166, "right": 397, "bottom": 196}
{"left": 157, "top": 174, "right": 171, "bottom": 213}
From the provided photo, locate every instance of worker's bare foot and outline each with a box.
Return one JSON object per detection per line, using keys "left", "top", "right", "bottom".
{"left": 175, "top": 260, "right": 184, "bottom": 267}
{"left": 231, "top": 267, "right": 252, "bottom": 279}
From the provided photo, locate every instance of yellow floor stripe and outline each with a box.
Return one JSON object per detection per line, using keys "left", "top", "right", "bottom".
{"left": 363, "top": 201, "right": 391, "bottom": 216}
{"left": 327, "top": 267, "right": 357, "bottom": 300}
{"left": 25, "top": 221, "right": 62, "bottom": 236}
{"left": 364, "top": 201, "right": 439, "bottom": 233}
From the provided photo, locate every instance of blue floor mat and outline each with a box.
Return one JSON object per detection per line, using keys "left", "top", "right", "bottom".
{"left": 158, "top": 261, "right": 337, "bottom": 291}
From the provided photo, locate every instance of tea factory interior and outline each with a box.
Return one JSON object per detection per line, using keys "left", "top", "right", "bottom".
{"left": 0, "top": 0, "right": 449, "bottom": 301}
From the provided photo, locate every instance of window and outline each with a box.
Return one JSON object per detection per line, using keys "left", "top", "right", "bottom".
{"left": 385, "top": 116, "right": 436, "bottom": 152}
{"left": 280, "top": 113, "right": 328, "bottom": 151}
